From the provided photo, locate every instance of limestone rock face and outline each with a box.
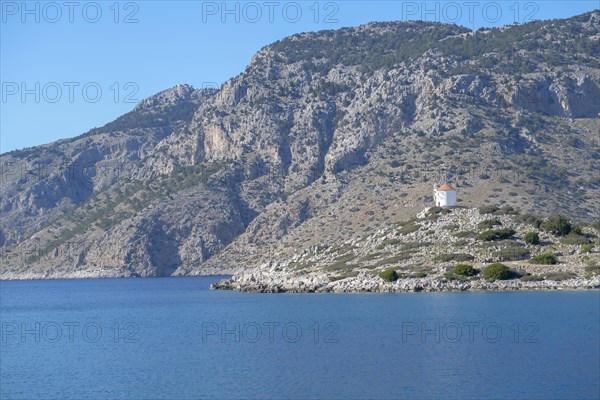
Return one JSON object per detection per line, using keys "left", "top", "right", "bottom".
{"left": 85, "top": 185, "right": 244, "bottom": 273}
{"left": 1, "top": 12, "right": 599, "bottom": 279}
{"left": 510, "top": 74, "right": 600, "bottom": 118}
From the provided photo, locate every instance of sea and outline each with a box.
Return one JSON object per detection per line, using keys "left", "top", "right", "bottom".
{"left": 1, "top": 277, "right": 599, "bottom": 400}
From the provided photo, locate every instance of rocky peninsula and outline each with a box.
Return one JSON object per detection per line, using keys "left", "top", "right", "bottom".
{"left": 212, "top": 207, "right": 600, "bottom": 293}
{"left": 211, "top": 271, "right": 600, "bottom": 293}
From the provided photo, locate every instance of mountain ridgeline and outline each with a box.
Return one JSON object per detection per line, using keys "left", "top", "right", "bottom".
{"left": 1, "top": 12, "right": 599, "bottom": 279}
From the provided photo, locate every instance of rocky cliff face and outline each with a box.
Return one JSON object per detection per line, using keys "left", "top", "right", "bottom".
{"left": 1, "top": 12, "right": 599, "bottom": 279}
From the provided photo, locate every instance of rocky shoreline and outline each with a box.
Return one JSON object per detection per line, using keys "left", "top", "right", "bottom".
{"left": 2, "top": 267, "right": 598, "bottom": 293}
{"left": 0, "top": 266, "right": 237, "bottom": 281}
{"left": 210, "top": 270, "right": 600, "bottom": 293}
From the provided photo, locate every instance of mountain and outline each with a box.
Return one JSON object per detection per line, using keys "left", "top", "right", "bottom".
{"left": 1, "top": 12, "right": 599, "bottom": 279}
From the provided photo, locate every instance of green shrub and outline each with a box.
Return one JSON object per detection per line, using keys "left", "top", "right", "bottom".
{"left": 541, "top": 215, "right": 572, "bottom": 236}
{"left": 397, "top": 222, "right": 421, "bottom": 235}
{"left": 427, "top": 206, "right": 444, "bottom": 215}
{"left": 443, "top": 272, "right": 456, "bottom": 281}
{"left": 493, "top": 247, "right": 531, "bottom": 261}
{"left": 584, "top": 265, "right": 600, "bottom": 277}
{"left": 544, "top": 272, "right": 576, "bottom": 281}
{"left": 592, "top": 221, "right": 600, "bottom": 231}
{"left": 560, "top": 234, "right": 590, "bottom": 245}
{"left": 434, "top": 253, "right": 475, "bottom": 262}
{"left": 477, "top": 219, "right": 502, "bottom": 230}
{"left": 493, "top": 206, "right": 518, "bottom": 215}
{"left": 514, "top": 214, "right": 542, "bottom": 228}
{"left": 478, "top": 230, "right": 497, "bottom": 241}
{"left": 379, "top": 268, "right": 399, "bottom": 282}
{"left": 580, "top": 244, "right": 593, "bottom": 254}
{"left": 443, "top": 272, "right": 469, "bottom": 281}
{"left": 520, "top": 274, "right": 544, "bottom": 282}
{"left": 479, "top": 205, "right": 499, "bottom": 214}
{"left": 583, "top": 256, "right": 596, "bottom": 267}
{"left": 529, "top": 253, "right": 558, "bottom": 265}
{"left": 523, "top": 232, "right": 540, "bottom": 245}
{"left": 496, "top": 228, "right": 517, "bottom": 238}
{"left": 482, "top": 263, "right": 513, "bottom": 280}
{"left": 477, "top": 228, "right": 516, "bottom": 241}
{"left": 454, "top": 264, "right": 479, "bottom": 276}
{"left": 570, "top": 225, "right": 583, "bottom": 235}
{"left": 329, "top": 271, "right": 359, "bottom": 281}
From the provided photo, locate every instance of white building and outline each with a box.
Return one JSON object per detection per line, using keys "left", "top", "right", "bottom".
{"left": 433, "top": 183, "right": 457, "bottom": 207}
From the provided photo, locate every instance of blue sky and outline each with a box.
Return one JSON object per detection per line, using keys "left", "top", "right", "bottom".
{"left": 1, "top": 1, "right": 598, "bottom": 153}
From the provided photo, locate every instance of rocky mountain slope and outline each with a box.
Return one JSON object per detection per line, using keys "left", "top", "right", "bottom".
{"left": 1, "top": 11, "right": 599, "bottom": 279}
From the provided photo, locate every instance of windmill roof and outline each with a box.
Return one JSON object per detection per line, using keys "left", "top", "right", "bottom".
{"left": 437, "top": 184, "right": 456, "bottom": 191}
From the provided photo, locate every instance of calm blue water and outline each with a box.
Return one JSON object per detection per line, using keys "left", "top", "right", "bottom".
{"left": 1, "top": 277, "right": 599, "bottom": 400}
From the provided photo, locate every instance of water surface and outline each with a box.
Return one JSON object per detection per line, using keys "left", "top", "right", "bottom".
{"left": 1, "top": 277, "right": 598, "bottom": 399}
